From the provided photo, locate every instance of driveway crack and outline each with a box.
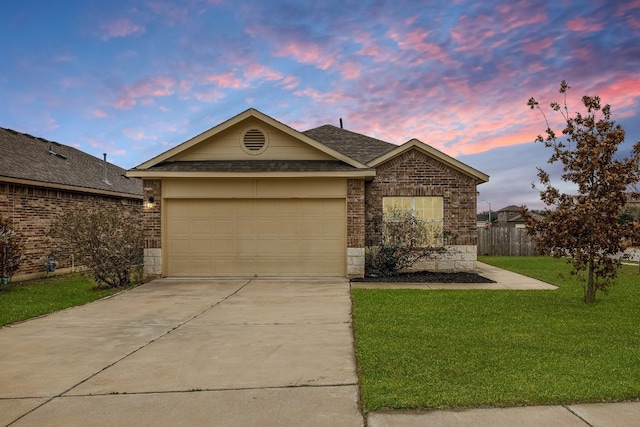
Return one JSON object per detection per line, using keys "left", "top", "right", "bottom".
{"left": 6, "top": 279, "right": 254, "bottom": 426}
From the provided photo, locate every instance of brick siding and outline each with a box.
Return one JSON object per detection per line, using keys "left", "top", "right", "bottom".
{"left": 143, "top": 179, "right": 162, "bottom": 250}
{"left": 0, "top": 182, "right": 142, "bottom": 280}
{"left": 365, "top": 149, "right": 479, "bottom": 272}
{"left": 347, "top": 179, "right": 365, "bottom": 248}
{"left": 142, "top": 179, "right": 163, "bottom": 278}
{"left": 347, "top": 179, "right": 365, "bottom": 277}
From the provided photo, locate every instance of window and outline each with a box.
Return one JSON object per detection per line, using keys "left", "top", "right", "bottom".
{"left": 383, "top": 197, "right": 443, "bottom": 222}
{"left": 383, "top": 196, "right": 444, "bottom": 245}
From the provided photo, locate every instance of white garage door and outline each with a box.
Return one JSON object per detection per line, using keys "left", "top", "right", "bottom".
{"left": 166, "top": 199, "right": 345, "bottom": 277}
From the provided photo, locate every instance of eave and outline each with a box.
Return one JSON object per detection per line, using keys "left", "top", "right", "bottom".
{"left": 127, "top": 170, "right": 377, "bottom": 179}
{"left": 368, "top": 138, "right": 489, "bottom": 184}
{"left": 0, "top": 176, "right": 143, "bottom": 199}
{"left": 133, "top": 108, "right": 372, "bottom": 171}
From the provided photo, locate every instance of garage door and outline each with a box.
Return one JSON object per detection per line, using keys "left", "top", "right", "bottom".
{"left": 166, "top": 199, "right": 345, "bottom": 277}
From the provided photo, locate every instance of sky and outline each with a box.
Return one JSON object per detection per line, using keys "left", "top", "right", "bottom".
{"left": 2, "top": 0, "right": 640, "bottom": 213}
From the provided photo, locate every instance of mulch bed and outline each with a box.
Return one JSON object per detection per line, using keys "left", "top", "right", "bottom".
{"left": 351, "top": 271, "right": 496, "bottom": 283}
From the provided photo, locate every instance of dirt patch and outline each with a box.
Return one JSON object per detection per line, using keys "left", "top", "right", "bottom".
{"left": 351, "top": 271, "right": 496, "bottom": 283}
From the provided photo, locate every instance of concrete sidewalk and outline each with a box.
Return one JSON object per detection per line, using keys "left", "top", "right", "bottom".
{"left": 368, "top": 401, "right": 640, "bottom": 426}
{"left": 0, "top": 278, "right": 363, "bottom": 426}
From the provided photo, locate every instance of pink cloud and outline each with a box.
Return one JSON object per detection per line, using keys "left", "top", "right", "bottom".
{"left": 388, "top": 27, "right": 453, "bottom": 64}
{"left": 615, "top": 0, "right": 640, "bottom": 16}
{"left": 340, "top": 61, "right": 361, "bottom": 79}
{"left": 192, "top": 87, "right": 225, "bottom": 103}
{"left": 521, "top": 37, "right": 554, "bottom": 55}
{"left": 450, "top": 14, "right": 496, "bottom": 52}
{"left": 84, "top": 138, "right": 126, "bottom": 156}
{"left": 100, "top": 17, "right": 145, "bottom": 41}
{"left": 589, "top": 76, "right": 640, "bottom": 116}
{"left": 92, "top": 108, "right": 110, "bottom": 118}
{"left": 44, "top": 114, "right": 58, "bottom": 132}
{"left": 496, "top": 2, "right": 547, "bottom": 32}
{"left": 123, "top": 128, "right": 157, "bottom": 141}
{"left": 630, "top": 17, "right": 640, "bottom": 29}
{"left": 293, "top": 87, "right": 353, "bottom": 105}
{"left": 115, "top": 75, "right": 176, "bottom": 109}
{"left": 566, "top": 16, "right": 604, "bottom": 32}
{"left": 245, "top": 63, "right": 283, "bottom": 81}
{"left": 203, "top": 71, "right": 246, "bottom": 89}
{"left": 274, "top": 41, "right": 335, "bottom": 70}
{"left": 244, "top": 63, "right": 300, "bottom": 90}
{"left": 452, "top": 4, "right": 546, "bottom": 52}
{"left": 279, "top": 76, "right": 300, "bottom": 90}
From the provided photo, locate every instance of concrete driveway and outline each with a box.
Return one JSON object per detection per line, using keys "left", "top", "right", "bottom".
{"left": 0, "top": 278, "right": 363, "bottom": 426}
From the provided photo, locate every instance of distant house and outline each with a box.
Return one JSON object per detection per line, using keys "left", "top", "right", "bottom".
{"left": 488, "top": 205, "right": 544, "bottom": 228}
{"left": 0, "top": 128, "right": 143, "bottom": 281}
{"left": 128, "top": 108, "right": 489, "bottom": 279}
{"left": 495, "top": 205, "right": 524, "bottom": 227}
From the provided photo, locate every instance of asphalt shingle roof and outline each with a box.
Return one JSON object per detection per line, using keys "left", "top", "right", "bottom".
{"left": 0, "top": 127, "right": 142, "bottom": 197}
{"left": 148, "top": 160, "right": 360, "bottom": 172}
{"left": 303, "top": 124, "right": 397, "bottom": 164}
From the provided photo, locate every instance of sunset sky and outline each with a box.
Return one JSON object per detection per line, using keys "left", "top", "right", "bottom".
{"left": 2, "top": 0, "right": 639, "bottom": 212}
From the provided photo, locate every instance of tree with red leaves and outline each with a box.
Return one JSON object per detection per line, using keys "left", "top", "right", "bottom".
{"left": 523, "top": 81, "right": 640, "bottom": 303}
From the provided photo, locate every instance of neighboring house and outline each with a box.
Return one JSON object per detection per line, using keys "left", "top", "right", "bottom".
{"left": 494, "top": 205, "right": 546, "bottom": 228}
{"left": 495, "top": 205, "right": 526, "bottom": 228}
{"left": 128, "top": 109, "right": 489, "bottom": 279}
{"left": 0, "top": 127, "right": 143, "bottom": 280}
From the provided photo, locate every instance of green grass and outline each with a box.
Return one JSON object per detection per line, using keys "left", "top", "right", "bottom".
{"left": 0, "top": 274, "right": 120, "bottom": 326}
{"left": 352, "top": 256, "right": 640, "bottom": 412}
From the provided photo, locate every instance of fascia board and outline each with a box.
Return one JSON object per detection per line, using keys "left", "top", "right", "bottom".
{"left": 368, "top": 139, "right": 489, "bottom": 184}
{"left": 133, "top": 108, "right": 370, "bottom": 171}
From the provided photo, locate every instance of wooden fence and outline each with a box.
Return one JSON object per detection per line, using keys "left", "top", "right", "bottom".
{"left": 477, "top": 226, "right": 540, "bottom": 256}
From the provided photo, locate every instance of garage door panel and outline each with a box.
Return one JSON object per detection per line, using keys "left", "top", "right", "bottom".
{"left": 189, "top": 239, "right": 212, "bottom": 256}
{"left": 166, "top": 199, "right": 345, "bottom": 277}
{"left": 191, "top": 259, "right": 213, "bottom": 274}
{"left": 170, "top": 239, "right": 190, "bottom": 256}
{"left": 169, "top": 219, "right": 190, "bottom": 236}
{"left": 212, "top": 239, "right": 234, "bottom": 255}
{"left": 190, "top": 220, "right": 211, "bottom": 235}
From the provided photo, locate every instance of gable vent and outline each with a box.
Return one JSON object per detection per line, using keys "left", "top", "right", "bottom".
{"left": 242, "top": 128, "right": 267, "bottom": 153}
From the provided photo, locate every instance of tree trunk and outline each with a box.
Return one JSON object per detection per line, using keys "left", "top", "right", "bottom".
{"left": 585, "top": 258, "right": 596, "bottom": 303}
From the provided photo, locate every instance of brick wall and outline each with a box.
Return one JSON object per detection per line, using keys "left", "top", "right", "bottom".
{"left": 365, "top": 149, "right": 479, "bottom": 272}
{"left": 347, "top": 179, "right": 365, "bottom": 277}
{"left": 0, "top": 182, "right": 142, "bottom": 281}
{"left": 347, "top": 179, "right": 365, "bottom": 248}
{"left": 142, "top": 179, "right": 162, "bottom": 278}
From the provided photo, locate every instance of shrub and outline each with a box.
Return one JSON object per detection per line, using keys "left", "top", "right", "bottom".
{"left": 0, "top": 215, "right": 24, "bottom": 283}
{"left": 49, "top": 205, "right": 143, "bottom": 288}
{"left": 365, "top": 207, "right": 454, "bottom": 277}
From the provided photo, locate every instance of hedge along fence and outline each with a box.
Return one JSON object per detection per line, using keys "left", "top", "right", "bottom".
{"left": 477, "top": 226, "right": 540, "bottom": 256}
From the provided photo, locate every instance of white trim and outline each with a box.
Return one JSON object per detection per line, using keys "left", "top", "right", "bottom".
{"left": 132, "top": 108, "right": 372, "bottom": 171}
{"left": 369, "top": 139, "right": 489, "bottom": 184}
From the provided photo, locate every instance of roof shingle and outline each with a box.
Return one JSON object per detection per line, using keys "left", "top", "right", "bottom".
{"left": 148, "top": 160, "right": 361, "bottom": 172}
{"left": 0, "top": 127, "right": 142, "bottom": 197}
{"left": 303, "top": 124, "right": 397, "bottom": 164}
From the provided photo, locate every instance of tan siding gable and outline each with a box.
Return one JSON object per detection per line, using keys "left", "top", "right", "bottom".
{"left": 173, "top": 119, "right": 334, "bottom": 162}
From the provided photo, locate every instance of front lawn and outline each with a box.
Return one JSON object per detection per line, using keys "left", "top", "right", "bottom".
{"left": 352, "top": 256, "right": 640, "bottom": 412}
{"left": 0, "top": 274, "right": 120, "bottom": 327}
